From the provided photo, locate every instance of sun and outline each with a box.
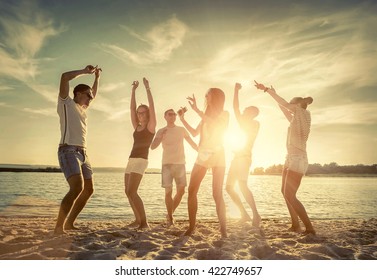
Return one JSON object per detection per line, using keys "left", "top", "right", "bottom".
{"left": 224, "top": 126, "right": 246, "bottom": 153}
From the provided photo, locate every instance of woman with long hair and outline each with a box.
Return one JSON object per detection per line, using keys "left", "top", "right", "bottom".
{"left": 179, "top": 88, "right": 229, "bottom": 238}
{"left": 124, "top": 78, "right": 156, "bottom": 229}
{"left": 255, "top": 81, "right": 315, "bottom": 235}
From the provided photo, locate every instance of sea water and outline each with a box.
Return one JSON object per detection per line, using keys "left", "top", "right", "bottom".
{"left": 0, "top": 172, "right": 376, "bottom": 221}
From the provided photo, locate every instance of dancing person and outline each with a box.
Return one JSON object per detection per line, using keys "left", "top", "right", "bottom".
{"left": 124, "top": 78, "right": 156, "bottom": 229}
{"left": 254, "top": 81, "right": 315, "bottom": 235}
{"left": 179, "top": 88, "right": 229, "bottom": 238}
{"left": 151, "top": 109, "right": 198, "bottom": 227}
{"left": 225, "top": 83, "right": 261, "bottom": 227}
{"left": 55, "top": 64, "right": 101, "bottom": 235}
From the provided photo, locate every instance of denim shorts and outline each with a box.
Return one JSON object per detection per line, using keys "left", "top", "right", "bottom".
{"left": 58, "top": 145, "right": 93, "bottom": 180}
{"left": 161, "top": 164, "right": 187, "bottom": 188}
{"left": 284, "top": 153, "right": 308, "bottom": 175}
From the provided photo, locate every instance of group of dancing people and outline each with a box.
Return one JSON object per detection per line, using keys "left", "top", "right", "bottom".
{"left": 54, "top": 65, "right": 316, "bottom": 237}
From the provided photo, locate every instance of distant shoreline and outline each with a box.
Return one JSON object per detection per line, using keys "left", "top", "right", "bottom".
{"left": 1, "top": 167, "right": 377, "bottom": 177}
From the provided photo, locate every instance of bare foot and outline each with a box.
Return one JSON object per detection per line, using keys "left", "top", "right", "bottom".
{"left": 288, "top": 225, "right": 302, "bottom": 233}
{"left": 64, "top": 224, "right": 80, "bottom": 230}
{"left": 127, "top": 221, "right": 140, "bottom": 228}
{"left": 252, "top": 215, "right": 261, "bottom": 227}
{"left": 166, "top": 215, "right": 175, "bottom": 228}
{"left": 238, "top": 215, "right": 252, "bottom": 223}
{"left": 220, "top": 229, "right": 228, "bottom": 239}
{"left": 302, "top": 229, "right": 316, "bottom": 236}
{"left": 138, "top": 222, "right": 150, "bottom": 230}
{"left": 54, "top": 227, "right": 66, "bottom": 235}
{"left": 184, "top": 227, "right": 195, "bottom": 236}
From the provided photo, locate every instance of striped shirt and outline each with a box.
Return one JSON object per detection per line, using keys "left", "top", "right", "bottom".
{"left": 287, "top": 107, "right": 311, "bottom": 154}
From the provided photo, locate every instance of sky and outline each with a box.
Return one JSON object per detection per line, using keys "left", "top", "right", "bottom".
{"left": 0, "top": 0, "right": 376, "bottom": 170}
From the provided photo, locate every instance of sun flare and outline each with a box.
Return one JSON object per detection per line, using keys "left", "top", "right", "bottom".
{"left": 224, "top": 127, "right": 246, "bottom": 153}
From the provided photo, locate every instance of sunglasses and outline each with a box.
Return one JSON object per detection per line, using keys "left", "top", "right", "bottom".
{"left": 167, "top": 112, "right": 177, "bottom": 116}
{"left": 81, "top": 91, "right": 93, "bottom": 100}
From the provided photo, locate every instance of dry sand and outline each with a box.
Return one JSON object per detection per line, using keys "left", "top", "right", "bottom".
{"left": 0, "top": 217, "right": 376, "bottom": 260}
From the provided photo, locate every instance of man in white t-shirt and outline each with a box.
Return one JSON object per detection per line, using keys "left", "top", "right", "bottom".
{"left": 54, "top": 65, "right": 101, "bottom": 235}
{"left": 151, "top": 109, "right": 198, "bottom": 226}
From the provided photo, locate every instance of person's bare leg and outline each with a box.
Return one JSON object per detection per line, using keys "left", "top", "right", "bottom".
{"left": 282, "top": 168, "right": 301, "bottom": 232}
{"left": 65, "top": 178, "right": 94, "bottom": 230}
{"left": 54, "top": 174, "right": 83, "bottom": 235}
{"left": 284, "top": 170, "right": 315, "bottom": 234}
{"left": 125, "top": 173, "right": 141, "bottom": 227}
{"left": 239, "top": 181, "right": 261, "bottom": 227}
{"left": 166, "top": 185, "right": 185, "bottom": 227}
{"left": 212, "top": 166, "right": 227, "bottom": 238}
{"left": 165, "top": 187, "right": 174, "bottom": 226}
{"left": 226, "top": 183, "right": 251, "bottom": 222}
{"left": 126, "top": 172, "right": 149, "bottom": 229}
{"left": 184, "top": 164, "right": 206, "bottom": 236}
{"left": 172, "top": 186, "right": 185, "bottom": 213}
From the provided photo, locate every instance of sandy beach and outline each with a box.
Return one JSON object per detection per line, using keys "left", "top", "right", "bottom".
{"left": 0, "top": 217, "right": 376, "bottom": 260}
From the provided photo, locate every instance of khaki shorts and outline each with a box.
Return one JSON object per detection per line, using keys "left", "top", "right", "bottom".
{"left": 226, "top": 155, "right": 251, "bottom": 186}
{"left": 161, "top": 164, "right": 187, "bottom": 188}
{"left": 284, "top": 154, "right": 308, "bottom": 175}
{"left": 125, "top": 158, "right": 148, "bottom": 175}
{"left": 195, "top": 148, "right": 225, "bottom": 169}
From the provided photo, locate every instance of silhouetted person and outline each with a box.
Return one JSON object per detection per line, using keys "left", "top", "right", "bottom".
{"left": 255, "top": 81, "right": 315, "bottom": 235}
{"left": 226, "top": 83, "right": 261, "bottom": 227}
{"left": 180, "top": 88, "right": 229, "bottom": 238}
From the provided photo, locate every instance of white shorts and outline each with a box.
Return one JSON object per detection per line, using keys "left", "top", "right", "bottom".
{"left": 284, "top": 154, "right": 308, "bottom": 175}
{"left": 195, "top": 148, "right": 225, "bottom": 169}
{"left": 125, "top": 158, "right": 148, "bottom": 175}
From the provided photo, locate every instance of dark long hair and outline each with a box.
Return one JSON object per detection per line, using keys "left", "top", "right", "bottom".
{"left": 136, "top": 104, "right": 150, "bottom": 124}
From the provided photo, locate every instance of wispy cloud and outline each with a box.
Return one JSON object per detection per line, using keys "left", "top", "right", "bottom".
{"left": 0, "top": 1, "right": 64, "bottom": 99}
{"left": 22, "top": 107, "right": 55, "bottom": 117}
{"left": 0, "top": 85, "right": 14, "bottom": 91}
{"left": 100, "top": 16, "right": 188, "bottom": 66}
{"left": 312, "top": 103, "right": 377, "bottom": 126}
{"left": 190, "top": 5, "right": 377, "bottom": 96}
{"left": 100, "top": 82, "right": 127, "bottom": 93}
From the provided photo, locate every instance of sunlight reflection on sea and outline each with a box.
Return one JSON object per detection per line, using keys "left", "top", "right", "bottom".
{"left": 0, "top": 172, "right": 376, "bottom": 221}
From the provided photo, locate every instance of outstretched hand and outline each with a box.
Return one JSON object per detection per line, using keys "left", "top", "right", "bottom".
{"left": 132, "top": 80, "right": 139, "bottom": 91}
{"left": 143, "top": 77, "right": 150, "bottom": 89}
{"left": 235, "top": 83, "right": 242, "bottom": 91}
{"left": 254, "top": 80, "right": 273, "bottom": 92}
{"left": 94, "top": 65, "right": 102, "bottom": 78}
{"left": 187, "top": 94, "right": 198, "bottom": 111}
{"left": 254, "top": 80, "right": 266, "bottom": 91}
{"left": 84, "top": 65, "right": 96, "bottom": 74}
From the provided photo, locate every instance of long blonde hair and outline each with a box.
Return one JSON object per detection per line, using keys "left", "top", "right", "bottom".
{"left": 204, "top": 88, "right": 225, "bottom": 117}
